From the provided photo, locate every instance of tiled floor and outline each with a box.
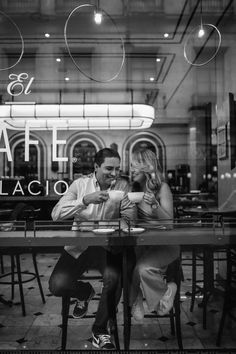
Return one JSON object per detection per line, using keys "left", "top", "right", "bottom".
{"left": 0, "top": 252, "right": 235, "bottom": 351}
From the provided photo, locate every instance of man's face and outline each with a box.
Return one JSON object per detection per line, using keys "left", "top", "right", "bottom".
{"left": 95, "top": 157, "right": 120, "bottom": 189}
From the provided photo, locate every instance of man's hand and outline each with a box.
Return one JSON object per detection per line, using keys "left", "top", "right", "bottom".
{"left": 83, "top": 191, "right": 109, "bottom": 206}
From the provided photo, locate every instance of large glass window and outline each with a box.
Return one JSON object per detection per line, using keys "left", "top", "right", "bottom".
{"left": 6, "top": 140, "right": 40, "bottom": 179}
{"left": 13, "top": 142, "right": 38, "bottom": 179}
{"left": 132, "top": 140, "right": 156, "bottom": 154}
{"left": 72, "top": 140, "right": 97, "bottom": 178}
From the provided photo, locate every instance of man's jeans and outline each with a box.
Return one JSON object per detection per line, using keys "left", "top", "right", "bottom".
{"left": 49, "top": 246, "right": 125, "bottom": 334}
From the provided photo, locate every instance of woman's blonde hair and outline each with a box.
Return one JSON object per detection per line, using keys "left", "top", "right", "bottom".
{"left": 132, "top": 149, "right": 164, "bottom": 191}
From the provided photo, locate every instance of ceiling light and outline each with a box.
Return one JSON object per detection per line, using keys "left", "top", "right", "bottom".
{"left": 156, "top": 58, "right": 161, "bottom": 62}
{"left": 198, "top": 8, "right": 205, "bottom": 39}
{"left": 65, "top": 77, "right": 70, "bottom": 81}
{"left": 64, "top": 3, "right": 125, "bottom": 82}
{"left": 198, "top": 25, "right": 205, "bottom": 38}
{"left": 184, "top": 0, "right": 221, "bottom": 66}
{"left": 149, "top": 77, "right": 155, "bottom": 81}
{"left": 94, "top": 11, "right": 102, "bottom": 25}
{"left": 0, "top": 104, "right": 155, "bottom": 130}
{"left": 44, "top": 33, "right": 50, "bottom": 38}
{"left": 164, "top": 33, "right": 169, "bottom": 38}
{"left": 56, "top": 58, "right": 61, "bottom": 62}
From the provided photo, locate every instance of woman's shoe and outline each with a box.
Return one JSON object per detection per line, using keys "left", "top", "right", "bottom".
{"left": 131, "top": 290, "right": 144, "bottom": 321}
{"left": 157, "top": 282, "right": 177, "bottom": 316}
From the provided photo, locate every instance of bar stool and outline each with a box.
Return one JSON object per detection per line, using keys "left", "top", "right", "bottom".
{"left": 0, "top": 204, "right": 45, "bottom": 315}
{"left": 189, "top": 247, "right": 215, "bottom": 329}
{"left": 126, "top": 258, "right": 183, "bottom": 349}
{"left": 0, "top": 249, "right": 45, "bottom": 316}
{"left": 216, "top": 247, "right": 236, "bottom": 346}
{"left": 176, "top": 211, "right": 211, "bottom": 328}
{"left": 189, "top": 246, "right": 228, "bottom": 330}
{"left": 60, "top": 272, "right": 120, "bottom": 350}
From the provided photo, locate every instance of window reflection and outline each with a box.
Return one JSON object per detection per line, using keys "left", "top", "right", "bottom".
{"left": 12, "top": 142, "right": 38, "bottom": 179}
{"left": 72, "top": 140, "right": 97, "bottom": 178}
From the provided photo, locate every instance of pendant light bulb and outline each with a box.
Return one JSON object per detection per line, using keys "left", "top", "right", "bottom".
{"left": 94, "top": 10, "right": 102, "bottom": 25}
{"left": 198, "top": 23, "right": 205, "bottom": 38}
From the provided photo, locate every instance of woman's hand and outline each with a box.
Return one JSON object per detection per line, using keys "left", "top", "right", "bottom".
{"left": 143, "top": 192, "right": 159, "bottom": 208}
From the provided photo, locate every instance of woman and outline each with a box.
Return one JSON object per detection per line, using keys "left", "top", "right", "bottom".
{"left": 129, "top": 149, "right": 180, "bottom": 321}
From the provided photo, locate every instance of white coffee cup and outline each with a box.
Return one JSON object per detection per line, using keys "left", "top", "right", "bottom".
{"left": 108, "top": 190, "right": 125, "bottom": 202}
{"left": 127, "top": 192, "right": 144, "bottom": 203}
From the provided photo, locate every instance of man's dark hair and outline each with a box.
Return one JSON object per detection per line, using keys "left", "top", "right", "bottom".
{"left": 94, "top": 148, "right": 120, "bottom": 166}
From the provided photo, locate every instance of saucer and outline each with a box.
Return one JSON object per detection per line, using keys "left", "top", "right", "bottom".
{"left": 92, "top": 228, "right": 116, "bottom": 235}
{"left": 122, "top": 227, "right": 145, "bottom": 234}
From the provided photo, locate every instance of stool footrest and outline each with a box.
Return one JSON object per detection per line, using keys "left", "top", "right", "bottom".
{"left": 0, "top": 271, "right": 37, "bottom": 284}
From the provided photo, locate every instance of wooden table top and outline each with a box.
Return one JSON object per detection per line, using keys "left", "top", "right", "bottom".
{"left": 0, "top": 225, "right": 235, "bottom": 248}
{"left": 183, "top": 207, "right": 236, "bottom": 215}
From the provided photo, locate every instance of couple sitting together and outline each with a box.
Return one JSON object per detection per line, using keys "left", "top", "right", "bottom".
{"left": 49, "top": 147, "right": 179, "bottom": 350}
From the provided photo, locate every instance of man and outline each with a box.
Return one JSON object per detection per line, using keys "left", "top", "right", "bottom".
{"left": 49, "top": 148, "right": 135, "bottom": 350}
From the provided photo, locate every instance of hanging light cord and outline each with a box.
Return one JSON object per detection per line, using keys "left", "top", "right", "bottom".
{"left": 200, "top": 0, "right": 203, "bottom": 28}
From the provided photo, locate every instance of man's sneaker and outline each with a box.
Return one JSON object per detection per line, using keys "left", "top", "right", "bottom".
{"left": 92, "top": 333, "right": 116, "bottom": 350}
{"left": 72, "top": 287, "right": 95, "bottom": 319}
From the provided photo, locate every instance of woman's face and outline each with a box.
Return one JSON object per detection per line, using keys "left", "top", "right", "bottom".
{"left": 131, "top": 164, "right": 146, "bottom": 184}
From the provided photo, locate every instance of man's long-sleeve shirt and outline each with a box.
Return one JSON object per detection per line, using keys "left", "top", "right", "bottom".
{"left": 51, "top": 173, "right": 136, "bottom": 258}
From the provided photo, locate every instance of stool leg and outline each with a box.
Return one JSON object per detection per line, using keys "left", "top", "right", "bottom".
{"left": 175, "top": 301, "right": 183, "bottom": 349}
{"left": 176, "top": 278, "right": 183, "bottom": 349}
{"left": 190, "top": 248, "right": 196, "bottom": 312}
{"left": 202, "top": 250, "right": 208, "bottom": 329}
{"left": 0, "top": 255, "right": 4, "bottom": 274}
{"left": 174, "top": 264, "right": 183, "bottom": 350}
{"left": 123, "top": 305, "right": 131, "bottom": 352}
{"left": 202, "top": 249, "right": 214, "bottom": 329}
{"left": 61, "top": 296, "right": 70, "bottom": 350}
{"left": 170, "top": 308, "right": 175, "bottom": 335}
{"left": 15, "top": 254, "right": 26, "bottom": 316}
{"left": 123, "top": 247, "right": 131, "bottom": 350}
{"left": 113, "top": 320, "right": 120, "bottom": 351}
{"left": 32, "top": 253, "right": 45, "bottom": 304}
{"left": 216, "top": 249, "right": 232, "bottom": 346}
{"left": 216, "top": 295, "right": 228, "bottom": 346}
{"left": 11, "top": 255, "right": 15, "bottom": 300}
{"left": 109, "top": 314, "right": 120, "bottom": 350}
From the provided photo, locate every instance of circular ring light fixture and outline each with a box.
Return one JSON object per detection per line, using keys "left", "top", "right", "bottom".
{"left": 0, "top": 11, "right": 24, "bottom": 71}
{"left": 64, "top": 4, "right": 125, "bottom": 83}
{"left": 184, "top": 23, "right": 221, "bottom": 67}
